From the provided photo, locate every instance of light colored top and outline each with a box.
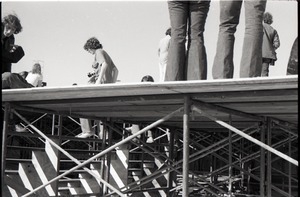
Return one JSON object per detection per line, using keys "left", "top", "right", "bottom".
{"left": 158, "top": 35, "right": 171, "bottom": 65}
{"left": 26, "top": 72, "right": 43, "bottom": 87}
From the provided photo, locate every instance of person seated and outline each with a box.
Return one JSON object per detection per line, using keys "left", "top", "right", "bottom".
{"left": 2, "top": 71, "right": 33, "bottom": 132}
{"left": 2, "top": 72, "right": 33, "bottom": 89}
{"left": 26, "top": 63, "right": 43, "bottom": 87}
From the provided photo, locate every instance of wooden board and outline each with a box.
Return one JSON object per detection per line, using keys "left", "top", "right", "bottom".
{"left": 2, "top": 76, "right": 298, "bottom": 130}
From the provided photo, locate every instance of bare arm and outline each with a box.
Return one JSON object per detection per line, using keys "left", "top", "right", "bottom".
{"left": 93, "top": 49, "right": 106, "bottom": 84}
{"left": 112, "top": 66, "right": 119, "bottom": 83}
{"left": 37, "top": 75, "right": 43, "bottom": 87}
{"left": 95, "top": 61, "right": 108, "bottom": 84}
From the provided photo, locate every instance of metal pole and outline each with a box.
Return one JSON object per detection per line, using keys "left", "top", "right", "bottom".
{"left": 182, "top": 96, "right": 190, "bottom": 197}
{"left": 1, "top": 102, "right": 10, "bottom": 196}
{"left": 54, "top": 115, "right": 63, "bottom": 197}
{"left": 267, "top": 118, "right": 272, "bottom": 197}
{"left": 17, "top": 107, "right": 182, "bottom": 197}
{"left": 105, "top": 121, "right": 113, "bottom": 194}
{"left": 192, "top": 106, "right": 298, "bottom": 166}
{"left": 228, "top": 115, "right": 232, "bottom": 197}
{"left": 13, "top": 110, "right": 125, "bottom": 197}
{"left": 260, "top": 120, "right": 266, "bottom": 196}
{"left": 288, "top": 132, "right": 292, "bottom": 196}
{"left": 51, "top": 114, "right": 56, "bottom": 135}
{"left": 167, "top": 129, "right": 175, "bottom": 197}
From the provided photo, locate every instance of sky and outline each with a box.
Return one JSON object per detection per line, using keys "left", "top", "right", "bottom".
{"left": 2, "top": 0, "right": 298, "bottom": 87}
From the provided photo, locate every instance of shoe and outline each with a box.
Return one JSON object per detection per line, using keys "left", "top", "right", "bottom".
{"left": 75, "top": 132, "right": 95, "bottom": 138}
{"left": 15, "top": 124, "right": 27, "bottom": 132}
{"left": 146, "top": 136, "right": 154, "bottom": 143}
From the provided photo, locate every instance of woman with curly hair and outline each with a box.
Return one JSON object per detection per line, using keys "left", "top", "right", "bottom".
{"left": 261, "top": 12, "right": 280, "bottom": 76}
{"left": 84, "top": 37, "right": 118, "bottom": 84}
{"left": 2, "top": 13, "right": 25, "bottom": 73}
{"left": 77, "top": 37, "right": 119, "bottom": 138}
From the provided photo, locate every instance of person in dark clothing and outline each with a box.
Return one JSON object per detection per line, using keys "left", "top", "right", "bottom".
{"left": 286, "top": 37, "right": 298, "bottom": 75}
{"left": 2, "top": 14, "right": 25, "bottom": 74}
{"left": 261, "top": 12, "right": 280, "bottom": 77}
{"left": 1, "top": 14, "right": 33, "bottom": 90}
{"left": 2, "top": 72, "right": 33, "bottom": 89}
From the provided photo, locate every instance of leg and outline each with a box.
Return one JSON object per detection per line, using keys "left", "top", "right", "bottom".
{"left": 159, "top": 62, "right": 167, "bottom": 82}
{"left": 166, "top": 1, "right": 188, "bottom": 81}
{"left": 2, "top": 72, "right": 33, "bottom": 89}
{"left": 76, "top": 118, "right": 95, "bottom": 138}
{"left": 240, "top": 0, "right": 266, "bottom": 78}
{"left": 161, "top": 62, "right": 167, "bottom": 82}
{"left": 212, "top": 0, "right": 242, "bottom": 79}
{"left": 261, "top": 62, "right": 269, "bottom": 76}
{"left": 186, "top": 1, "right": 210, "bottom": 80}
{"left": 146, "top": 130, "right": 154, "bottom": 143}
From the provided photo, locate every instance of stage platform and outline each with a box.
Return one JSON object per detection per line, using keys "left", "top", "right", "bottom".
{"left": 2, "top": 75, "right": 298, "bottom": 197}
{"left": 2, "top": 76, "right": 298, "bottom": 130}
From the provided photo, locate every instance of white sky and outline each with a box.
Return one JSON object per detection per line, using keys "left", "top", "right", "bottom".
{"left": 2, "top": 1, "right": 298, "bottom": 86}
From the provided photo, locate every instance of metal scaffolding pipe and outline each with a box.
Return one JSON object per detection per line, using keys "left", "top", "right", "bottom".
{"left": 182, "top": 96, "right": 190, "bottom": 197}
{"left": 16, "top": 107, "right": 182, "bottom": 197}
{"left": 1, "top": 102, "right": 10, "bottom": 195}
{"left": 192, "top": 106, "right": 298, "bottom": 166}
{"left": 13, "top": 110, "right": 124, "bottom": 197}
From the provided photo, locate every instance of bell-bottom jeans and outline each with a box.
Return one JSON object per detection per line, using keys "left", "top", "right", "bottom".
{"left": 212, "top": 0, "right": 266, "bottom": 79}
{"left": 166, "top": 0, "right": 210, "bottom": 81}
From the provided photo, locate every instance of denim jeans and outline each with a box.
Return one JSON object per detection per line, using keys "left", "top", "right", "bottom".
{"left": 2, "top": 72, "right": 34, "bottom": 89}
{"left": 261, "top": 62, "right": 269, "bottom": 76}
{"left": 166, "top": 0, "right": 210, "bottom": 81}
{"left": 212, "top": 0, "right": 266, "bottom": 79}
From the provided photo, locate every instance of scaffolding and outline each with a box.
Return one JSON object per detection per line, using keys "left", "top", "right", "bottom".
{"left": 2, "top": 76, "right": 298, "bottom": 196}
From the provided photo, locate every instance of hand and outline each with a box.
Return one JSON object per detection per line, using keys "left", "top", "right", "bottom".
{"left": 88, "top": 75, "right": 96, "bottom": 84}
{"left": 9, "top": 44, "right": 20, "bottom": 52}
{"left": 92, "top": 62, "right": 99, "bottom": 69}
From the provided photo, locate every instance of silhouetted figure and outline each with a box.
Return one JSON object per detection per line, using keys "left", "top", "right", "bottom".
{"left": 2, "top": 14, "right": 25, "bottom": 74}
{"left": 286, "top": 37, "right": 298, "bottom": 75}
{"left": 261, "top": 12, "right": 280, "bottom": 77}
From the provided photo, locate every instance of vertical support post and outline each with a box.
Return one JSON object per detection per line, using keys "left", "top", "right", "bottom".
{"left": 101, "top": 121, "right": 107, "bottom": 195}
{"left": 228, "top": 115, "right": 232, "bottom": 196}
{"left": 182, "top": 96, "right": 190, "bottom": 197}
{"left": 288, "top": 132, "right": 292, "bottom": 196}
{"left": 266, "top": 118, "right": 272, "bottom": 197}
{"left": 54, "top": 115, "right": 63, "bottom": 197}
{"left": 167, "top": 129, "right": 175, "bottom": 197}
{"left": 260, "top": 120, "right": 266, "bottom": 196}
{"left": 105, "top": 120, "right": 112, "bottom": 194}
{"left": 52, "top": 114, "right": 56, "bottom": 135}
{"left": 1, "top": 102, "right": 11, "bottom": 194}
{"left": 240, "top": 139, "right": 244, "bottom": 190}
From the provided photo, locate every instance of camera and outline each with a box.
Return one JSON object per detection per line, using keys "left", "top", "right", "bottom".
{"left": 87, "top": 71, "right": 96, "bottom": 78}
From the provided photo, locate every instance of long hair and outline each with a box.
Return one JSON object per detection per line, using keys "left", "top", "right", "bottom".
{"left": 84, "top": 37, "right": 103, "bottom": 51}
{"left": 2, "top": 14, "right": 22, "bottom": 34}
{"left": 32, "top": 63, "right": 42, "bottom": 75}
